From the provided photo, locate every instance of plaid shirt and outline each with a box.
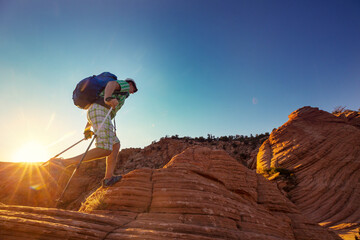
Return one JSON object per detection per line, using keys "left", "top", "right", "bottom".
{"left": 99, "top": 80, "right": 130, "bottom": 118}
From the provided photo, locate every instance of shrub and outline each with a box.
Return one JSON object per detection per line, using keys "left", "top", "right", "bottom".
{"left": 332, "top": 106, "right": 347, "bottom": 114}
{"left": 239, "top": 153, "right": 249, "bottom": 159}
{"left": 265, "top": 167, "right": 294, "bottom": 177}
{"left": 80, "top": 189, "right": 108, "bottom": 213}
{"left": 219, "top": 136, "right": 229, "bottom": 142}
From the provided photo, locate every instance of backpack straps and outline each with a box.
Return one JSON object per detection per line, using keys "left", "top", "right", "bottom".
{"left": 94, "top": 92, "right": 129, "bottom": 109}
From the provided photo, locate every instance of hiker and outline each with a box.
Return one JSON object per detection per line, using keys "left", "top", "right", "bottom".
{"left": 48, "top": 76, "right": 138, "bottom": 187}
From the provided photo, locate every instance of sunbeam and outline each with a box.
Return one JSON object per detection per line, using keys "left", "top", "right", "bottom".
{"left": 45, "top": 112, "right": 56, "bottom": 131}
{"left": 46, "top": 131, "right": 76, "bottom": 148}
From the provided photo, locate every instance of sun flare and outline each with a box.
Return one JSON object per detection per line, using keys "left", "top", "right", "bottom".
{"left": 13, "top": 141, "right": 50, "bottom": 163}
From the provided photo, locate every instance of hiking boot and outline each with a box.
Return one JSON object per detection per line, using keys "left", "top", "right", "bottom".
{"left": 102, "top": 175, "right": 122, "bottom": 188}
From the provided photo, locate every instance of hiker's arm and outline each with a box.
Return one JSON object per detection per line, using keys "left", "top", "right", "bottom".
{"left": 104, "top": 81, "right": 120, "bottom": 109}
{"left": 104, "top": 81, "right": 120, "bottom": 99}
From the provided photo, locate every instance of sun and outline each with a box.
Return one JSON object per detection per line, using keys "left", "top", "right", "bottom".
{"left": 13, "top": 141, "right": 50, "bottom": 163}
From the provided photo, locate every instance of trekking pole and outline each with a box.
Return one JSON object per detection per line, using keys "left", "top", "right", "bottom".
{"left": 41, "top": 138, "right": 86, "bottom": 166}
{"left": 52, "top": 138, "right": 86, "bottom": 159}
{"left": 56, "top": 107, "right": 113, "bottom": 207}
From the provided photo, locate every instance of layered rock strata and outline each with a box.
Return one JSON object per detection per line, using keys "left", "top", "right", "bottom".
{"left": 0, "top": 160, "right": 106, "bottom": 209}
{"left": 257, "top": 107, "right": 360, "bottom": 239}
{"left": 0, "top": 205, "right": 125, "bottom": 239}
{"left": 78, "top": 146, "right": 340, "bottom": 239}
{"left": 0, "top": 137, "right": 264, "bottom": 210}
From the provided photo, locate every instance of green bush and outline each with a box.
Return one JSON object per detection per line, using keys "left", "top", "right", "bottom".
{"left": 265, "top": 167, "right": 294, "bottom": 177}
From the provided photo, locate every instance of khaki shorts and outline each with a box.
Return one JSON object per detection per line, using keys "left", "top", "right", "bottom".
{"left": 87, "top": 104, "right": 120, "bottom": 151}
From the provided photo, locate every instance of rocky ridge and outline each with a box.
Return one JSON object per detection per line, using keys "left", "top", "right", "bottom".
{"left": 1, "top": 147, "right": 340, "bottom": 239}
{"left": 257, "top": 106, "right": 360, "bottom": 239}
{"left": 0, "top": 135, "right": 266, "bottom": 210}
{"left": 116, "top": 134, "right": 267, "bottom": 175}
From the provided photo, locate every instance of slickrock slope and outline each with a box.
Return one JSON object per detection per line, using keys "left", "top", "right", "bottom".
{"left": 0, "top": 137, "right": 264, "bottom": 210}
{"left": 0, "top": 205, "right": 126, "bottom": 239}
{"left": 257, "top": 107, "right": 360, "bottom": 239}
{"left": 334, "top": 109, "right": 360, "bottom": 129}
{"left": 0, "top": 162, "right": 62, "bottom": 207}
{"left": 117, "top": 136, "right": 266, "bottom": 175}
{"left": 0, "top": 160, "right": 106, "bottom": 209}
{"left": 76, "top": 146, "right": 339, "bottom": 240}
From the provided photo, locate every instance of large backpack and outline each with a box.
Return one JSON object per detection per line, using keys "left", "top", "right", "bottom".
{"left": 72, "top": 72, "right": 126, "bottom": 110}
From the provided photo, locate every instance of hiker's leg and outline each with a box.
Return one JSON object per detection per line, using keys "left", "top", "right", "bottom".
{"left": 81, "top": 103, "right": 113, "bottom": 165}
{"left": 104, "top": 142, "right": 120, "bottom": 179}
{"left": 64, "top": 147, "right": 112, "bottom": 166}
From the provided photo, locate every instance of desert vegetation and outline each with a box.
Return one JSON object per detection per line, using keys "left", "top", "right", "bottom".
{"left": 163, "top": 132, "right": 270, "bottom": 146}
{"left": 332, "top": 106, "right": 359, "bottom": 114}
{"left": 262, "top": 167, "right": 298, "bottom": 193}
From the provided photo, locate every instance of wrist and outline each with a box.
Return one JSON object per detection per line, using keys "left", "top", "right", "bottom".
{"left": 105, "top": 97, "right": 115, "bottom": 102}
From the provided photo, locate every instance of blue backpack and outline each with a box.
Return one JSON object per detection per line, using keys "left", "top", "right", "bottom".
{"left": 72, "top": 72, "right": 127, "bottom": 109}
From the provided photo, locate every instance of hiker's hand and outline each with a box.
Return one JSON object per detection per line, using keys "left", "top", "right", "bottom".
{"left": 105, "top": 98, "right": 118, "bottom": 109}
{"left": 84, "top": 128, "right": 94, "bottom": 140}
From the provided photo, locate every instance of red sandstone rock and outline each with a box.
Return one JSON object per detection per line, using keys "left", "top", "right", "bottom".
{"left": 0, "top": 137, "right": 262, "bottom": 210}
{"left": 257, "top": 106, "right": 360, "bottom": 239}
{"left": 0, "top": 160, "right": 107, "bottom": 209}
{"left": 78, "top": 146, "right": 339, "bottom": 239}
{"left": 0, "top": 146, "right": 342, "bottom": 239}
{"left": 117, "top": 137, "right": 263, "bottom": 175}
{"left": 0, "top": 205, "right": 125, "bottom": 239}
{"left": 334, "top": 110, "right": 360, "bottom": 129}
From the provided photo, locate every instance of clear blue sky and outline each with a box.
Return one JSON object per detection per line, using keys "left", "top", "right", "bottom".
{"left": 0, "top": 0, "right": 359, "bottom": 162}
